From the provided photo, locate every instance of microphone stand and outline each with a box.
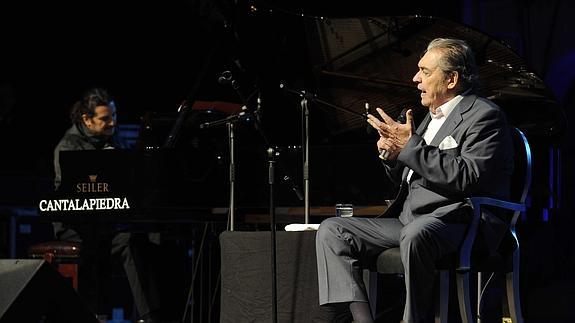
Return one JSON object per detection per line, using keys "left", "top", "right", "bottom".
{"left": 181, "top": 104, "right": 246, "bottom": 323}
{"left": 200, "top": 109, "right": 248, "bottom": 231}
{"left": 280, "top": 83, "right": 364, "bottom": 117}
{"left": 228, "top": 122, "right": 236, "bottom": 231}
{"left": 212, "top": 72, "right": 304, "bottom": 323}
{"left": 300, "top": 97, "right": 310, "bottom": 224}
{"left": 215, "top": 74, "right": 304, "bottom": 227}
{"left": 267, "top": 147, "right": 278, "bottom": 323}
{"left": 280, "top": 83, "right": 365, "bottom": 224}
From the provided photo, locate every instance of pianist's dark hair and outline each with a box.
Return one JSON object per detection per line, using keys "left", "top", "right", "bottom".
{"left": 69, "top": 87, "right": 114, "bottom": 125}
{"left": 426, "top": 38, "right": 479, "bottom": 93}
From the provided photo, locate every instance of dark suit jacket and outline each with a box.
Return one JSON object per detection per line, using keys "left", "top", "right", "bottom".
{"left": 383, "top": 94, "right": 514, "bottom": 252}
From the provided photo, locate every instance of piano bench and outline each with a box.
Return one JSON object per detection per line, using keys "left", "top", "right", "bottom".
{"left": 27, "top": 241, "right": 81, "bottom": 290}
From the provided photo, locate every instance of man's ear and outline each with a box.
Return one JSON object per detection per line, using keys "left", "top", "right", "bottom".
{"left": 81, "top": 114, "right": 91, "bottom": 126}
{"left": 446, "top": 71, "right": 459, "bottom": 90}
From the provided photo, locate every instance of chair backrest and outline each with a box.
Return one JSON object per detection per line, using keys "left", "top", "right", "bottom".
{"left": 509, "top": 127, "right": 532, "bottom": 224}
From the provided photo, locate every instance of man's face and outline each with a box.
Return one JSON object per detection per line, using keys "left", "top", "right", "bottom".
{"left": 83, "top": 103, "right": 117, "bottom": 137}
{"left": 412, "top": 49, "right": 454, "bottom": 112}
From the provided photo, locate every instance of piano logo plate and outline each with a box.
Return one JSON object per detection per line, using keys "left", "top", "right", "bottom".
{"left": 39, "top": 174, "right": 131, "bottom": 213}
{"left": 39, "top": 197, "right": 131, "bottom": 212}
{"left": 76, "top": 175, "right": 110, "bottom": 193}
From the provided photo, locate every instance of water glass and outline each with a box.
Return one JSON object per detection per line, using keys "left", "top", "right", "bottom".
{"left": 335, "top": 203, "right": 353, "bottom": 217}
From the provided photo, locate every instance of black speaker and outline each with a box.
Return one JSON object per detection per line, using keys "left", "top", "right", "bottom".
{"left": 0, "top": 259, "right": 98, "bottom": 323}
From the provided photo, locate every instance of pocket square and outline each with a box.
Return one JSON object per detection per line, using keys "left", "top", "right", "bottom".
{"left": 438, "top": 135, "right": 458, "bottom": 150}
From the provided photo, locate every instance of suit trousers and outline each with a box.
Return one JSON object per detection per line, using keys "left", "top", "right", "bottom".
{"left": 316, "top": 216, "right": 467, "bottom": 323}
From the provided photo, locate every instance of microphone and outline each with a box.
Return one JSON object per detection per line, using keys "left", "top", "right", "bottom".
{"left": 279, "top": 82, "right": 314, "bottom": 100}
{"left": 396, "top": 108, "right": 408, "bottom": 124}
{"left": 279, "top": 82, "right": 302, "bottom": 97}
{"left": 365, "top": 103, "right": 373, "bottom": 135}
{"left": 255, "top": 91, "right": 262, "bottom": 123}
{"left": 379, "top": 108, "right": 408, "bottom": 160}
{"left": 218, "top": 71, "right": 233, "bottom": 84}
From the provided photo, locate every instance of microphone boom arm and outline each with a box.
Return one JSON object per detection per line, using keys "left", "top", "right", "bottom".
{"left": 279, "top": 83, "right": 366, "bottom": 119}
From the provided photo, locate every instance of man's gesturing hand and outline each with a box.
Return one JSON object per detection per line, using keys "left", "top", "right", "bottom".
{"left": 367, "top": 108, "right": 413, "bottom": 160}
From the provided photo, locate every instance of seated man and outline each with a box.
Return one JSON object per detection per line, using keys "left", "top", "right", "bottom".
{"left": 53, "top": 87, "right": 162, "bottom": 323}
{"left": 315, "top": 38, "right": 513, "bottom": 322}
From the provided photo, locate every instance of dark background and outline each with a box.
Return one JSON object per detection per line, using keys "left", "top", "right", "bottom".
{"left": 0, "top": 0, "right": 574, "bottom": 321}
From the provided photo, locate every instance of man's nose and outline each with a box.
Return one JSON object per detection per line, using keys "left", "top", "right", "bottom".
{"left": 412, "top": 71, "right": 420, "bottom": 82}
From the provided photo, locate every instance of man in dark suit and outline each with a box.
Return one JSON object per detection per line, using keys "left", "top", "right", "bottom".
{"left": 315, "top": 38, "right": 513, "bottom": 322}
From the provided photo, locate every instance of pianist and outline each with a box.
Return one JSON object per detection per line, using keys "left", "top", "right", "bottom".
{"left": 315, "top": 38, "right": 514, "bottom": 322}
{"left": 52, "top": 87, "right": 162, "bottom": 323}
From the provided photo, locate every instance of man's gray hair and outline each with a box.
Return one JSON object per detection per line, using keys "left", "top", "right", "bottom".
{"left": 427, "top": 38, "right": 478, "bottom": 92}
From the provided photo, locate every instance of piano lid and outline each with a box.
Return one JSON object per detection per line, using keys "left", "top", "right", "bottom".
{"left": 302, "top": 15, "right": 566, "bottom": 138}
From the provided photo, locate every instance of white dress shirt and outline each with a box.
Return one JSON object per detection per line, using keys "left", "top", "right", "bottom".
{"left": 406, "top": 92, "right": 467, "bottom": 182}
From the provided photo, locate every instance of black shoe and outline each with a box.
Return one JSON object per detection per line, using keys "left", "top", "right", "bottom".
{"left": 136, "top": 314, "right": 161, "bottom": 323}
{"left": 136, "top": 319, "right": 160, "bottom": 323}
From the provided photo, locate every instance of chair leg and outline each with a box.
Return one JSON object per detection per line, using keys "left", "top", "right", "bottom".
{"left": 435, "top": 270, "right": 449, "bottom": 323}
{"left": 456, "top": 271, "right": 474, "bottom": 323}
{"left": 477, "top": 272, "right": 482, "bottom": 323}
{"left": 367, "top": 270, "right": 379, "bottom": 319}
{"left": 506, "top": 250, "right": 524, "bottom": 323}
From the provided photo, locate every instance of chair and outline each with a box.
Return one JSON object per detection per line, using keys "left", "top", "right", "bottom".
{"left": 27, "top": 240, "right": 82, "bottom": 290}
{"left": 369, "top": 127, "right": 531, "bottom": 323}
{"left": 368, "top": 243, "right": 451, "bottom": 322}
